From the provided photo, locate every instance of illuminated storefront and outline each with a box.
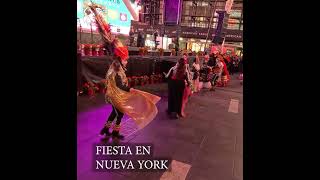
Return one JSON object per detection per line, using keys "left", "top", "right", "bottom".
{"left": 179, "top": 38, "right": 211, "bottom": 52}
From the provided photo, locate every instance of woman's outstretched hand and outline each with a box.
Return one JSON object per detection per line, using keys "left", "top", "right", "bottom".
{"left": 163, "top": 72, "right": 168, "bottom": 78}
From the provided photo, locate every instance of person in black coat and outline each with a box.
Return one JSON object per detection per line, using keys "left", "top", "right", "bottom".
{"left": 229, "top": 57, "right": 236, "bottom": 75}
{"left": 207, "top": 53, "right": 216, "bottom": 67}
{"left": 206, "top": 53, "right": 217, "bottom": 90}
{"left": 239, "top": 56, "right": 243, "bottom": 73}
{"left": 77, "top": 52, "right": 82, "bottom": 95}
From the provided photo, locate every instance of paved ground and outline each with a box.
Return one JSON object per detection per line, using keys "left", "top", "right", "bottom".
{"left": 77, "top": 74, "right": 243, "bottom": 180}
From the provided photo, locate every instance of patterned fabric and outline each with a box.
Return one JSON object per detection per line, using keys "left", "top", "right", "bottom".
{"left": 105, "top": 121, "right": 112, "bottom": 128}
{"left": 221, "top": 75, "right": 228, "bottom": 82}
{"left": 105, "top": 65, "right": 161, "bottom": 130}
{"left": 113, "top": 124, "right": 121, "bottom": 132}
{"left": 199, "top": 66, "right": 212, "bottom": 82}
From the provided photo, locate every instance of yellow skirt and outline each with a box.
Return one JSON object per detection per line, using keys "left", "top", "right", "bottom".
{"left": 106, "top": 78, "right": 160, "bottom": 129}
{"left": 221, "top": 75, "right": 228, "bottom": 82}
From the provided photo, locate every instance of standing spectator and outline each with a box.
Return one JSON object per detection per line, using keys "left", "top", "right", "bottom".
{"left": 204, "top": 52, "right": 210, "bottom": 63}
{"left": 230, "top": 56, "right": 236, "bottom": 75}
{"left": 238, "top": 56, "right": 243, "bottom": 76}
{"left": 137, "top": 31, "right": 142, "bottom": 47}
{"left": 192, "top": 55, "right": 201, "bottom": 92}
{"left": 238, "top": 56, "right": 243, "bottom": 85}
{"left": 77, "top": 52, "right": 82, "bottom": 96}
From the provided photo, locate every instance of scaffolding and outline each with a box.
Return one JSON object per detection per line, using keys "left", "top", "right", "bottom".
{"left": 141, "top": 0, "right": 162, "bottom": 26}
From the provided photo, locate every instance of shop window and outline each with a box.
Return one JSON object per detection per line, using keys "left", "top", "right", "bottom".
{"left": 229, "top": 10, "right": 242, "bottom": 18}
{"left": 212, "top": 22, "right": 217, "bottom": 28}
{"left": 227, "top": 23, "right": 240, "bottom": 30}
{"left": 227, "top": 18, "right": 240, "bottom": 30}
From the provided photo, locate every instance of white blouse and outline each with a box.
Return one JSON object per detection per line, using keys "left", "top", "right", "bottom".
{"left": 192, "top": 63, "right": 200, "bottom": 71}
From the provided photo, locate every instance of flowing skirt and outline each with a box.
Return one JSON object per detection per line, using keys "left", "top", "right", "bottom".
{"left": 193, "top": 77, "right": 200, "bottom": 92}
{"left": 106, "top": 79, "right": 160, "bottom": 130}
{"left": 181, "top": 85, "right": 191, "bottom": 116}
{"left": 168, "top": 79, "right": 185, "bottom": 116}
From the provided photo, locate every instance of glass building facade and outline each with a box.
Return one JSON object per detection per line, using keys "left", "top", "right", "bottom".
{"left": 140, "top": 0, "right": 243, "bottom": 31}
{"left": 180, "top": 0, "right": 243, "bottom": 30}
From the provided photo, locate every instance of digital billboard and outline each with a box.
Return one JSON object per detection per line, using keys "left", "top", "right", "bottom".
{"left": 164, "top": 0, "right": 182, "bottom": 25}
{"left": 77, "top": 0, "right": 133, "bottom": 35}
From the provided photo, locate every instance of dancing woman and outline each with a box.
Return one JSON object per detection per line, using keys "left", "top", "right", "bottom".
{"left": 165, "top": 58, "right": 190, "bottom": 118}
{"left": 181, "top": 54, "right": 192, "bottom": 116}
{"left": 100, "top": 56, "right": 131, "bottom": 138}
{"left": 238, "top": 56, "right": 243, "bottom": 85}
{"left": 86, "top": 1, "right": 160, "bottom": 138}
{"left": 218, "top": 55, "right": 231, "bottom": 87}
{"left": 211, "top": 56, "right": 224, "bottom": 89}
{"left": 199, "top": 53, "right": 213, "bottom": 89}
{"left": 101, "top": 55, "right": 160, "bottom": 139}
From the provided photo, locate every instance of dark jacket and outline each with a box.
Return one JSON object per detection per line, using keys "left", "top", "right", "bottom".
{"left": 77, "top": 53, "right": 82, "bottom": 91}
{"left": 207, "top": 57, "right": 216, "bottom": 67}
{"left": 239, "top": 59, "right": 243, "bottom": 73}
{"left": 115, "top": 73, "right": 130, "bottom": 92}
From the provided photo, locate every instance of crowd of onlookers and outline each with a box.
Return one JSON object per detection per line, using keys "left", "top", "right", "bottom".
{"left": 225, "top": 54, "right": 243, "bottom": 76}
{"left": 164, "top": 52, "right": 243, "bottom": 119}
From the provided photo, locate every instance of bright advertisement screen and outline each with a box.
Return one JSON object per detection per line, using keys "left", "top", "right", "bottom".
{"left": 77, "top": 0, "right": 133, "bottom": 35}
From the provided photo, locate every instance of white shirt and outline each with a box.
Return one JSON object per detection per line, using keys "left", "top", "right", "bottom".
{"left": 216, "top": 61, "right": 224, "bottom": 74}
{"left": 193, "top": 63, "right": 200, "bottom": 71}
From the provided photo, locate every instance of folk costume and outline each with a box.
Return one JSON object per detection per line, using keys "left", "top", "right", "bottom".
{"left": 86, "top": 2, "right": 160, "bottom": 138}
{"left": 219, "top": 55, "right": 231, "bottom": 87}
{"left": 164, "top": 58, "right": 191, "bottom": 118}
{"left": 101, "top": 59, "right": 160, "bottom": 138}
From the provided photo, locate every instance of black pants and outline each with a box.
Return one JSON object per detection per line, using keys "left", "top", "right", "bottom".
{"left": 228, "top": 65, "right": 233, "bottom": 75}
{"left": 229, "top": 66, "right": 234, "bottom": 75}
{"left": 107, "top": 106, "right": 124, "bottom": 125}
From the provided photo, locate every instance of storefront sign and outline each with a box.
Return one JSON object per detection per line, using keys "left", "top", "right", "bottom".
{"left": 178, "top": 27, "right": 242, "bottom": 42}
{"left": 223, "top": 29, "right": 242, "bottom": 41}
{"left": 131, "top": 21, "right": 242, "bottom": 42}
